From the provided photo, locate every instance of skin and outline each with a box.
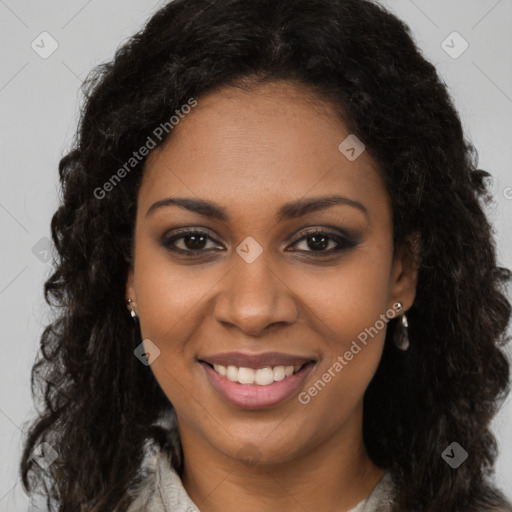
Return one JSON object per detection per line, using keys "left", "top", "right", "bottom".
{"left": 125, "top": 80, "right": 418, "bottom": 512}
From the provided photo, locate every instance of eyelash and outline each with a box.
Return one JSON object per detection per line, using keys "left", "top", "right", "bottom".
{"left": 160, "top": 228, "right": 359, "bottom": 258}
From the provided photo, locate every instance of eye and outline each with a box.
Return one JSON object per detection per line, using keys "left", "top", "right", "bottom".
{"left": 289, "top": 228, "right": 359, "bottom": 255}
{"left": 161, "top": 229, "right": 223, "bottom": 254}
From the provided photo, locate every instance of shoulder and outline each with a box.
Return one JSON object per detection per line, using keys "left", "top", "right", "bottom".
{"left": 369, "top": 472, "right": 512, "bottom": 512}
{"left": 125, "top": 408, "right": 187, "bottom": 511}
{"left": 124, "top": 438, "right": 167, "bottom": 511}
{"left": 125, "top": 443, "right": 200, "bottom": 512}
{"left": 357, "top": 471, "right": 397, "bottom": 512}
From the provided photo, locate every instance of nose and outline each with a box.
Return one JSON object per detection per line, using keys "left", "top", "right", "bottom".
{"left": 213, "top": 254, "right": 299, "bottom": 337}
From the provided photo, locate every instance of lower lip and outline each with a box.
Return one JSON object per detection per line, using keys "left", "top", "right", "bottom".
{"left": 201, "top": 362, "right": 315, "bottom": 410}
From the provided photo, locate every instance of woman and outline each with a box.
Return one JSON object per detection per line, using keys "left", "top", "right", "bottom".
{"left": 20, "top": 0, "right": 512, "bottom": 510}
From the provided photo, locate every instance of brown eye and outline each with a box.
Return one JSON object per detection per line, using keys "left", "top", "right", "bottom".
{"left": 161, "top": 230, "right": 223, "bottom": 254}
{"left": 180, "top": 232, "right": 208, "bottom": 251}
{"left": 290, "top": 229, "right": 359, "bottom": 255}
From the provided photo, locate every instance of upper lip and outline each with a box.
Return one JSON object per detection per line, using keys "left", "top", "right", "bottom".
{"left": 199, "top": 351, "right": 316, "bottom": 369}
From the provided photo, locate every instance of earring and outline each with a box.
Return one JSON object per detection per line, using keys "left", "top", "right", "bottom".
{"left": 126, "top": 299, "right": 138, "bottom": 320}
{"left": 393, "top": 301, "right": 410, "bottom": 351}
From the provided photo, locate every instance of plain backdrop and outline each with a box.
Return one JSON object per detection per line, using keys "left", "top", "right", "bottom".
{"left": 0, "top": 0, "right": 511, "bottom": 509}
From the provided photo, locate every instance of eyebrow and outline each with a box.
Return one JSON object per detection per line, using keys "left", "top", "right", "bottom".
{"left": 145, "top": 194, "right": 368, "bottom": 222}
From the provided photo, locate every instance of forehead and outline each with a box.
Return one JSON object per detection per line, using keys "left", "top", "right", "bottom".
{"left": 139, "top": 80, "right": 388, "bottom": 222}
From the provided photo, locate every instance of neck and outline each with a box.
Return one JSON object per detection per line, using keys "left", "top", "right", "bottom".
{"left": 179, "top": 402, "right": 386, "bottom": 512}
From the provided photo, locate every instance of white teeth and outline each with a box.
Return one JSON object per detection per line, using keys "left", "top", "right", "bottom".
{"left": 210, "top": 363, "right": 306, "bottom": 386}
{"left": 238, "top": 367, "right": 255, "bottom": 384}
{"left": 213, "top": 364, "right": 226, "bottom": 376}
{"left": 226, "top": 365, "right": 239, "bottom": 382}
{"left": 255, "top": 367, "right": 274, "bottom": 386}
{"left": 273, "top": 366, "right": 285, "bottom": 381}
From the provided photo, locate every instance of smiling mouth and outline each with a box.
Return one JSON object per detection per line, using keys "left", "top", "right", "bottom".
{"left": 200, "top": 361, "right": 315, "bottom": 386}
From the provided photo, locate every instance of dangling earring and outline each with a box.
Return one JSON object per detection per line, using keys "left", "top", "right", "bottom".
{"left": 393, "top": 301, "right": 410, "bottom": 351}
{"left": 126, "top": 299, "right": 138, "bottom": 320}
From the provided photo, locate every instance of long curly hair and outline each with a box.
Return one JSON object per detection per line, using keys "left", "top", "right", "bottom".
{"left": 20, "top": 0, "right": 512, "bottom": 510}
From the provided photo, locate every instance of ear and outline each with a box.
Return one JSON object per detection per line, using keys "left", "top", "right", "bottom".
{"left": 389, "top": 232, "right": 420, "bottom": 312}
{"left": 125, "top": 267, "right": 137, "bottom": 306}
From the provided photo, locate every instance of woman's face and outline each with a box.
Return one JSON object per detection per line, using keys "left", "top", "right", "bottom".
{"left": 126, "top": 80, "right": 417, "bottom": 465}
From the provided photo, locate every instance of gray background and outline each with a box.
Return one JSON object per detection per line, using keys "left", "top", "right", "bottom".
{"left": 0, "top": 0, "right": 511, "bottom": 509}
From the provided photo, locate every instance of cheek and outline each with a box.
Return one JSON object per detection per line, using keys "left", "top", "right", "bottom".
{"left": 288, "top": 251, "right": 392, "bottom": 410}
{"left": 133, "top": 235, "right": 218, "bottom": 340}
{"left": 326, "top": 262, "right": 391, "bottom": 350}
{"left": 279, "top": 245, "right": 392, "bottom": 344}
{"left": 130, "top": 241, "right": 210, "bottom": 405}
